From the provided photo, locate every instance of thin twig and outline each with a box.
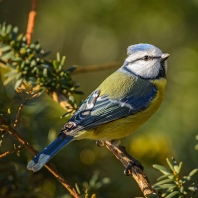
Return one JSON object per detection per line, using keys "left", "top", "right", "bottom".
{"left": 104, "top": 141, "right": 157, "bottom": 197}
{"left": 13, "top": 103, "right": 24, "bottom": 128}
{"left": 26, "top": 0, "right": 38, "bottom": 44}
{"left": 72, "top": 62, "right": 120, "bottom": 75}
{"left": 14, "top": 87, "right": 33, "bottom": 128}
{"left": 0, "top": 145, "right": 24, "bottom": 158}
{"left": 0, "top": 149, "right": 15, "bottom": 158}
{"left": 0, "top": 114, "right": 80, "bottom": 198}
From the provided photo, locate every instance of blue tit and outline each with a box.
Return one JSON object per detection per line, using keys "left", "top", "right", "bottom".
{"left": 27, "top": 43, "right": 170, "bottom": 172}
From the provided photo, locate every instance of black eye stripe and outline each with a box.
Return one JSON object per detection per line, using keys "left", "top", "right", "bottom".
{"left": 142, "top": 56, "right": 161, "bottom": 61}
{"left": 127, "top": 56, "right": 161, "bottom": 64}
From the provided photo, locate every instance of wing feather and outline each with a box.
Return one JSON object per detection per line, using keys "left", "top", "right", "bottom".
{"left": 61, "top": 83, "right": 157, "bottom": 136}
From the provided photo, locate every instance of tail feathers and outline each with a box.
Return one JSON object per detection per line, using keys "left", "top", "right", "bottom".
{"left": 27, "top": 136, "right": 73, "bottom": 172}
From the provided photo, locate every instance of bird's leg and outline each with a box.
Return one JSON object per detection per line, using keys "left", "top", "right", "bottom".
{"left": 118, "top": 145, "right": 144, "bottom": 176}
{"left": 123, "top": 159, "right": 144, "bottom": 176}
{"left": 106, "top": 142, "right": 144, "bottom": 176}
{"left": 96, "top": 139, "right": 120, "bottom": 147}
{"left": 110, "top": 139, "right": 121, "bottom": 147}
{"left": 96, "top": 140, "right": 104, "bottom": 147}
{"left": 124, "top": 160, "right": 144, "bottom": 176}
{"left": 103, "top": 140, "right": 144, "bottom": 175}
{"left": 124, "top": 161, "right": 134, "bottom": 176}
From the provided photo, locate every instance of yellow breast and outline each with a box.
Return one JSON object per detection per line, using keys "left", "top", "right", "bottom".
{"left": 75, "top": 78, "right": 167, "bottom": 141}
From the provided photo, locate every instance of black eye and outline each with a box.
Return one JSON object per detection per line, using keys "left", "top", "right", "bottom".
{"left": 143, "top": 55, "right": 149, "bottom": 61}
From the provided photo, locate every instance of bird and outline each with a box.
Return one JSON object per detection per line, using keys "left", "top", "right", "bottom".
{"left": 27, "top": 43, "right": 170, "bottom": 172}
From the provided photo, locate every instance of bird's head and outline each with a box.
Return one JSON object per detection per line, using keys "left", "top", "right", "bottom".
{"left": 122, "top": 43, "right": 170, "bottom": 79}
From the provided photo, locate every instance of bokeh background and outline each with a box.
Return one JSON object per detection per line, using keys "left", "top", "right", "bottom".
{"left": 0, "top": 0, "right": 198, "bottom": 197}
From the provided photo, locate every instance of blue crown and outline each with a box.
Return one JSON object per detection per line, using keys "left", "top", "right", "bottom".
{"left": 127, "top": 43, "right": 161, "bottom": 55}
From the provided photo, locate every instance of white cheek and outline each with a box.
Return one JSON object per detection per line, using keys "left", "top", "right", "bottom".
{"left": 127, "top": 61, "right": 160, "bottom": 78}
{"left": 128, "top": 61, "right": 148, "bottom": 74}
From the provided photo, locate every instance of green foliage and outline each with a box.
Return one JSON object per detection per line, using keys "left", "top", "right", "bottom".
{"left": 0, "top": 159, "right": 109, "bottom": 198}
{"left": 75, "top": 171, "right": 110, "bottom": 198}
{"left": 15, "top": 81, "right": 41, "bottom": 100}
{"left": 60, "top": 95, "right": 79, "bottom": 118}
{"left": 0, "top": 23, "right": 82, "bottom": 111}
{"left": 0, "top": 160, "right": 44, "bottom": 198}
{"left": 153, "top": 158, "right": 198, "bottom": 198}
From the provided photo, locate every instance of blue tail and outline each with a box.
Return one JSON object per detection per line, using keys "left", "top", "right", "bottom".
{"left": 27, "top": 136, "right": 73, "bottom": 172}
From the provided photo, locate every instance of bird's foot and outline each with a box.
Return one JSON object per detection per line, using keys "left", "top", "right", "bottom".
{"left": 124, "top": 162, "right": 133, "bottom": 176}
{"left": 124, "top": 159, "right": 144, "bottom": 176}
{"left": 96, "top": 140, "right": 104, "bottom": 147}
{"left": 110, "top": 139, "right": 121, "bottom": 147}
{"left": 96, "top": 139, "right": 120, "bottom": 147}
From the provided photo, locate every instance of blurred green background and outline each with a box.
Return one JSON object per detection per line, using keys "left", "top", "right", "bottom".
{"left": 0, "top": 0, "right": 198, "bottom": 197}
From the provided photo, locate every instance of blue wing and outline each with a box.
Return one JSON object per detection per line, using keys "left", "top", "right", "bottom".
{"left": 61, "top": 82, "right": 157, "bottom": 136}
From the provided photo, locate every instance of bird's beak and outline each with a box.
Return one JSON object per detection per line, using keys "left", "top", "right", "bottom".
{"left": 161, "top": 53, "right": 170, "bottom": 61}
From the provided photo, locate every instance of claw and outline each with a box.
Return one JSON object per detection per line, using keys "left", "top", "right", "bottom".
{"left": 110, "top": 139, "right": 121, "bottom": 147}
{"left": 124, "top": 160, "right": 144, "bottom": 176}
{"left": 96, "top": 140, "right": 104, "bottom": 147}
{"left": 124, "top": 162, "right": 133, "bottom": 176}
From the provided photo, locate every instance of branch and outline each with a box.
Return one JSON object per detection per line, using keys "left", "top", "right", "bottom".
{"left": 72, "top": 62, "right": 120, "bottom": 75}
{"left": 26, "top": 0, "right": 38, "bottom": 44}
{"left": 0, "top": 148, "right": 16, "bottom": 158}
{"left": 13, "top": 103, "right": 24, "bottom": 128}
{"left": 0, "top": 114, "right": 80, "bottom": 198}
{"left": 0, "top": 145, "right": 23, "bottom": 158}
{"left": 104, "top": 141, "right": 157, "bottom": 197}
